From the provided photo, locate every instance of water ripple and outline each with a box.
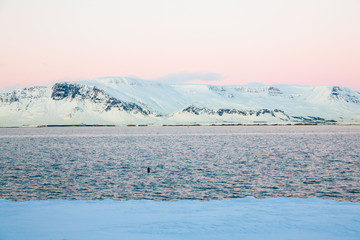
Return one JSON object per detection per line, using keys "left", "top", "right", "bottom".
{"left": 0, "top": 125, "right": 359, "bottom": 202}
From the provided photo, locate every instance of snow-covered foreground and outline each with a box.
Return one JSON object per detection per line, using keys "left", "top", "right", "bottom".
{"left": 0, "top": 197, "right": 359, "bottom": 240}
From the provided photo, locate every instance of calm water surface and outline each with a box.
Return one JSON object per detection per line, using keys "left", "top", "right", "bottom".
{"left": 0, "top": 125, "right": 359, "bottom": 202}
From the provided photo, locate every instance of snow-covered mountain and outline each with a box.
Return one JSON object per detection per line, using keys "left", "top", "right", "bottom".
{"left": 1, "top": 77, "right": 360, "bottom": 127}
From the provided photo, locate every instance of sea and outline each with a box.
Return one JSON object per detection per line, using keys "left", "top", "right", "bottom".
{"left": 0, "top": 125, "right": 359, "bottom": 202}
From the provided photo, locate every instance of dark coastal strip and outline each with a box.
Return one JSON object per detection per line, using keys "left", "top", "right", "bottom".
{"left": 0, "top": 122, "right": 352, "bottom": 129}
{"left": 41, "top": 124, "right": 116, "bottom": 127}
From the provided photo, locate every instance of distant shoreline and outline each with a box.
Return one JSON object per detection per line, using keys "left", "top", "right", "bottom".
{"left": 1, "top": 122, "right": 358, "bottom": 128}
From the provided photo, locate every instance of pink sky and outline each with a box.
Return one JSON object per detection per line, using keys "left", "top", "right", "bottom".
{"left": 1, "top": 0, "right": 359, "bottom": 90}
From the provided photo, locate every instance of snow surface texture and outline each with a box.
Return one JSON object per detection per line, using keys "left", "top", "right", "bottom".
{"left": 1, "top": 77, "right": 360, "bottom": 127}
{"left": 0, "top": 197, "right": 359, "bottom": 240}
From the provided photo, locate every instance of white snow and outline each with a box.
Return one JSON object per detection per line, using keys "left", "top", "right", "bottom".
{"left": 1, "top": 77, "right": 360, "bottom": 127}
{"left": 0, "top": 197, "right": 359, "bottom": 240}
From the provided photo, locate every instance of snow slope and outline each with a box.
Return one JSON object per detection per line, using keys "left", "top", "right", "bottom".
{"left": 0, "top": 197, "right": 359, "bottom": 240}
{"left": 1, "top": 77, "right": 360, "bottom": 127}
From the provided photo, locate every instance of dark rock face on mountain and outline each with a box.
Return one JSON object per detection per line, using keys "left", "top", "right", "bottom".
{"left": 51, "top": 83, "right": 84, "bottom": 100}
{"left": 0, "top": 86, "right": 49, "bottom": 104}
{"left": 292, "top": 116, "right": 337, "bottom": 124}
{"left": 181, "top": 105, "right": 291, "bottom": 120}
{"left": 330, "top": 86, "right": 360, "bottom": 103}
{"left": 104, "top": 97, "right": 151, "bottom": 115}
{"left": 51, "top": 82, "right": 151, "bottom": 115}
{"left": 0, "top": 91, "right": 19, "bottom": 104}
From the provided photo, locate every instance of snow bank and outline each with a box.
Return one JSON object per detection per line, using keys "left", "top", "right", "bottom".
{"left": 0, "top": 197, "right": 359, "bottom": 240}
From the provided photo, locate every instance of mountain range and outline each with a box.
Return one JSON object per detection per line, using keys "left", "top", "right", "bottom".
{"left": 1, "top": 77, "right": 360, "bottom": 127}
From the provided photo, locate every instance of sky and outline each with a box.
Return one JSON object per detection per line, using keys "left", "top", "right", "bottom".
{"left": 0, "top": 0, "right": 359, "bottom": 90}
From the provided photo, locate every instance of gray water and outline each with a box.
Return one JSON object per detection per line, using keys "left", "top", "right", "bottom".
{"left": 0, "top": 125, "right": 359, "bottom": 202}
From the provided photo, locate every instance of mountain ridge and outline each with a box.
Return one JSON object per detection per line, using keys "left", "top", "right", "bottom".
{"left": 1, "top": 77, "right": 360, "bottom": 127}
